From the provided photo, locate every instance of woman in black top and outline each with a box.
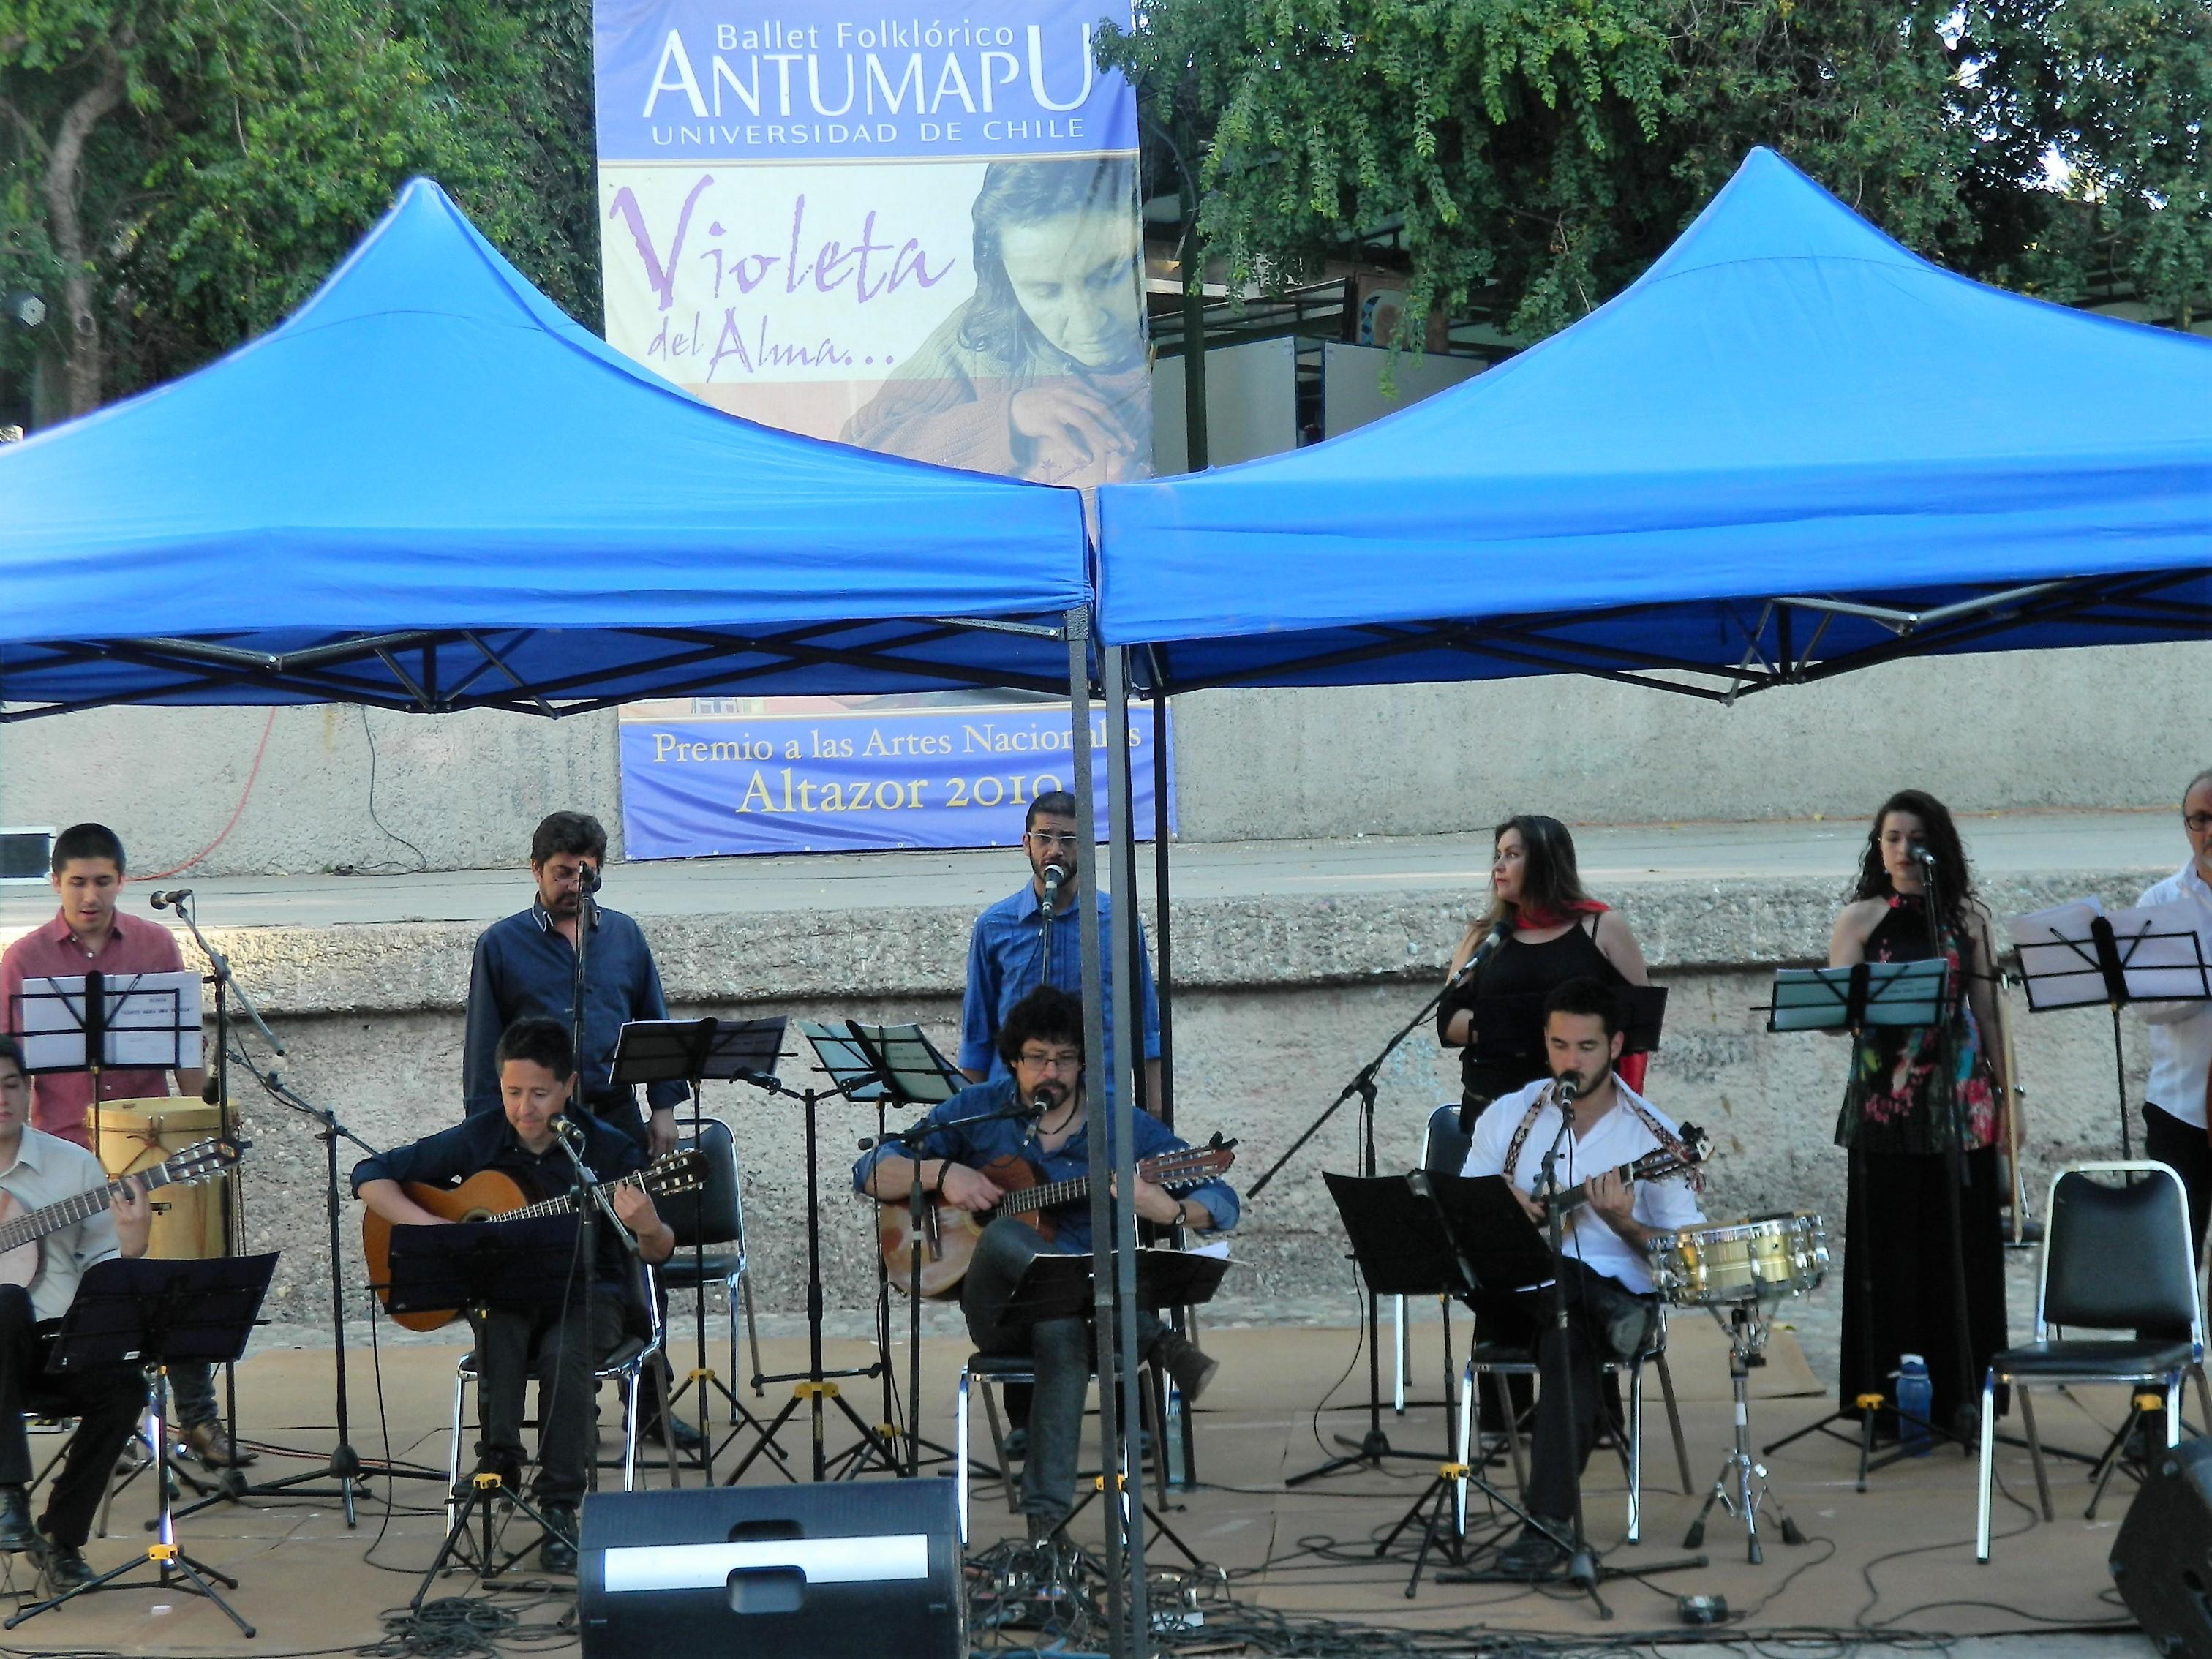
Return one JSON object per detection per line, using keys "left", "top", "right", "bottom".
{"left": 1438, "top": 815, "right": 1652, "bottom": 1126}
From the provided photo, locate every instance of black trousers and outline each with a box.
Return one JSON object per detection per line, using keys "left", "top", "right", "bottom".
{"left": 467, "top": 1285, "right": 627, "bottom": 1506}
{"left": 1467, "top": 1260, "right": 1647, "bottom": 1527}
{"left": 2144, "top": 1103, "right": 2212, "bottom": 1266}
{"left": 0, "top": 1286, "right": 148, "bottom": 1548}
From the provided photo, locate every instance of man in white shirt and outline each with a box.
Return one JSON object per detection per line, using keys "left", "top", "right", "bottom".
{"left": 2138, "top": 768, "right": 2212, "bottom": 1257}
{"left": 1461, "top": 977, "right": 1703, "bottom": 1576}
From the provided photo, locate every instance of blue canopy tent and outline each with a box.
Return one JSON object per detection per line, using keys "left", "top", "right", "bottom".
{"left": 0, "top": 178, "right": 1091, "bottom": 714}
{"left": 0, "top": 182, "right": 1173, "bottom": 1632}
{"left": 1094, "top": 148, "right": 2212, "bottom": 697}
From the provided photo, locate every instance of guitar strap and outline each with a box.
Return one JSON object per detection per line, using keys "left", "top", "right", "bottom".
{"left": 1501, "top": 1078, "right": 1696, "bottom": 1189}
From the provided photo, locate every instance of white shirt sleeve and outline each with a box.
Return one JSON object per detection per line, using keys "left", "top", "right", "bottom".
{"left": 1461, "top": 1098, "right": 1516, "bottom": 1179}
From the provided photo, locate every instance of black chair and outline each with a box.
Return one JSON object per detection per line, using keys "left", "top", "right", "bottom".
{"left": 1392, "top": 1104, "right": 1474, "bottom": 1405}
{"left": 654, "top": 1119, "right": 767, "bottom": 1426}
{"left": 1976, "top": 1161, "right": 2205, "bottom": 1562}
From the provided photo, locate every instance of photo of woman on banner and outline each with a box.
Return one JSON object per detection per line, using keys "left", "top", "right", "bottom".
{"left": 842, "top": 155, "right": 1149, "bottom": 486}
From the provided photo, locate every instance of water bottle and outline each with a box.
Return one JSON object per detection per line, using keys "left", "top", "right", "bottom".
{"left": 1895, "top": 1354, "right": 1933, "bottom": 1456}
{"left": 1162, "top": 1377, "right": 1186, "bottom": 1489}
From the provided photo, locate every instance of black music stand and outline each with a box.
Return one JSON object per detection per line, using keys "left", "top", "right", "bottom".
{"left": 607, "top": 1015, "right": 789, "bottom": 1480}
{"left": 715, "top": 1025, "right": 902, "bottom": 1485}
{"left": 993, "top": 1248, "right": 1227, "bottom": 1569}
{"left": 794, "top": 1020, "right": 963, "bottom": 1481}
{"left": 1760, "top": 960, "right": 1986, "bottom": 1483}
{"left": 385, "top": 1216, "right": 587, "bottom": 1606}
{"left": 7, "top": 1253, "right": 274, "bottom": 1637}
{"left": 2006, "top": 900, "right": 2212, "bottom": 1159}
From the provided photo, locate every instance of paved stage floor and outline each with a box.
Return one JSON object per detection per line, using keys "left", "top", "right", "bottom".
{"left": 0, "top": 1314, "right": 2159, "bottom": 1655}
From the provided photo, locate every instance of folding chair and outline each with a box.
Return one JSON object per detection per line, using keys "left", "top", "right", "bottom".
{"left": 444, "top": 1260, "right": 669, "bottom": 1531}
{"left": 1394, "top": 1104, "right": 1473, "bottom": 1408}
{"left": 1453, "top": 1304, "right": 1694, "bottom": 1543}
{"left": 1976, "top": 1162, "right": 2205, "bottom": 1563}
{"left": 654, "top": 1120, "right": 769, "bottom": 1427}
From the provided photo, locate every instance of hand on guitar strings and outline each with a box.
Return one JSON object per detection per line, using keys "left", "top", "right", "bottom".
{"left": 110, "top": 1174, "right": 153, "bottom": 1257}
{"left": 1109, "top": 1173, "right": 1186, "bottom": 1227}
{"left": 936, "top": 1163, "right": 1004, "bottom": 1213}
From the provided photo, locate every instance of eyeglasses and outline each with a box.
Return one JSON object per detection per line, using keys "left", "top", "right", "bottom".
{"left": 1016, "top": 1049, "right": 1083, "bottom": 1072}
{"left": 1026, "top": 832, "right": 1081, "bottom": 851}
{"left": 2186, "top": 813, "right": 2212, "bottom": 834}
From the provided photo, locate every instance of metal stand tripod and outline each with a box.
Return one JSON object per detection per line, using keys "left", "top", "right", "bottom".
{"left": 1682, "top": 1303, "right": 1802, "bottom": 1563}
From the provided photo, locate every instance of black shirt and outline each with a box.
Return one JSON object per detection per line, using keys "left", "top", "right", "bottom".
{"left": 352, "top": 1110, "right": 648, "bottom": 1282}
{"left": 1437, "top": 916, "right": 1629, "bottom": 1110}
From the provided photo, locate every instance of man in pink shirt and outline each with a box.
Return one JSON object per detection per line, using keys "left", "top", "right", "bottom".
{"left": 0, "top": 824, "right": 249, "bottom": 1469}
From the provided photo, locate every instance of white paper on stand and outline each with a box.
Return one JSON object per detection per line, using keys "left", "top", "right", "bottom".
{"left": 11, "top": 971, "right": 203, "bottom": 1072}
{"left": 2006, "top": 898, "right": 2211, "bottom": 1009}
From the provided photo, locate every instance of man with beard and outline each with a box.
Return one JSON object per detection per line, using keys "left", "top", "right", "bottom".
{"left": 1460, "top": 977, "right": 1704, "bottom": 1577}
{"left": 855, "top": 987, "right": 1230, "bottom": 1541}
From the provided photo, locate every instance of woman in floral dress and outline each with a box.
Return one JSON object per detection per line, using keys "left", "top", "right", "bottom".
{"left": 1829, "top": 789, "right": 2012, "bottom": 1434}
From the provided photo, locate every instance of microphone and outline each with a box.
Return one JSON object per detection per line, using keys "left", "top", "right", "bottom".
{"left": 549, "top": 1113, "right": 586, "bottom": 1146}
{"left": 576, "top": 865, "right": 603, "bottom": 896}
{"left": 1553, "top": 1075, "right": 1582, "bottom": 1110}
{"left": 148, "top": 889, "right": 194, "bottom": 910}
{"left": 1448, "top": 916, "right": 1514, "bottom": 988}
{"left": 1039, "top": 859, "right": 1070, "bottom": 912}
{"left": 1906, "top": 842, "right": 1938, "bottom": 868}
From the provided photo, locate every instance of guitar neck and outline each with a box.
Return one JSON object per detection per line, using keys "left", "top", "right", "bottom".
{"left": 500, "top": 1168, "right": 650, "bottom": 1225}
{"left": 1548, "top": 1159, "right": 1641, "bottom": 1219}
{"left": 0, "top": 1164, "right": 186, "bottom": 1255}
{"left": 992, "top": 1172, "right": 1090, "bottom": 1220}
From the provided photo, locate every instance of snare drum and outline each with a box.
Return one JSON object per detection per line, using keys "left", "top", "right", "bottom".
{"left": 1646, "top": 1212, "right": 1827, "bottom": 1307}
{"left": 94, "top": 1098, "right": 229, "bottom": 1260}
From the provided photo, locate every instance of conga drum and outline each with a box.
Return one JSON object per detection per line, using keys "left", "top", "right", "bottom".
{"left": 94, "top": 1098, "right": 230, "bottom": 1260}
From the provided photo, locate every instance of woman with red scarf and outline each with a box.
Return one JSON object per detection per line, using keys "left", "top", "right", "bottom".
{"left": 1438, "top": 815, "right": 1653, "bottom": 1126}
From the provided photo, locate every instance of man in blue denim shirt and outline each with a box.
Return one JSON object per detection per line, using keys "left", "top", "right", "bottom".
{"left": 959, "top": 792, "right": 1162, "bottom": 1110}
{"left": 856, "top": 987, "right": 1230, "bottom": 1540}
{"left": 462, "top": 813, "right": 687, "bottom": 1158}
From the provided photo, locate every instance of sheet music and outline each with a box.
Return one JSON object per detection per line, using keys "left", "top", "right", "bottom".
{"left": 2007, "top": 898, "right": 2211, "bottom": 1008}
{"left": 13, "top": 971, "right": 202, "bottom": 1071}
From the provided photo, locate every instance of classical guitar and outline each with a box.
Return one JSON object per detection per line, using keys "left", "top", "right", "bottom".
{"left": 1538, "top": 1123, "right": 1713, "bottom": 1221}
{"left": 879, "top": 1135, "right": 1237, "bottom": 1300}
{"left": 0, "top": 1137, "right": 247, "bottom": 1288}
{"left": 361, "top": 1149, "right": 707, "bottom": 1333}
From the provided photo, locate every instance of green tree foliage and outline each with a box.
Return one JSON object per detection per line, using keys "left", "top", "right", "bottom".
{"left": 0, "top": 0, "right": 599, "bottom": 420}
{"left": 1099, "top": 0, "right": 2212, "bottom": 345}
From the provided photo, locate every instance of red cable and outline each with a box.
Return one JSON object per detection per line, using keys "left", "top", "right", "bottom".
{"left": 136, "top": 709, "right": 279, "bottom": 882}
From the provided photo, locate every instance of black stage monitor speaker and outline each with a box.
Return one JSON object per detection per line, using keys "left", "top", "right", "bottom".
{"left": 2111, "top": 1434, "right": 2212, "bottom": 1655}
{"left": 578, "top": 1479, "right": 964, "bottom": 1658}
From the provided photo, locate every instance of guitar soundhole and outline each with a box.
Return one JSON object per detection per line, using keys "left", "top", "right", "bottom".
{"left": 460, "top": 1208, "right": 493, "bottom": 1224}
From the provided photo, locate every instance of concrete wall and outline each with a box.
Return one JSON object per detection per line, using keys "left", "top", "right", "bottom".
{"left": 0, "top": 704, "right": 622, "bottom": 876}
{"left": 192, "top": 863, "right": 2164, "bottom": 1329}
{"left": 7, "top": 641, "right": 2205, "bottom": 873}
{"left": 1167, "top": 639, "right": 2212, "bottom": 840}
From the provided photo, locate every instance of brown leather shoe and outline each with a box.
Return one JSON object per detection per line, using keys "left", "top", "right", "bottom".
{"left": 181, "top": 1420, "right": 257, "bottom": 1468}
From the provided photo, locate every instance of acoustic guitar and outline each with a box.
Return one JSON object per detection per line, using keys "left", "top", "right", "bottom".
{"left": 0, "top": 1137, "right": 246, "bottom": 1288}
{"left": 361, "top": 1149, "right": 706, "bottom": 1333}
{"left": 878, "top": 1135, "right": 1236, "bottom": 1300}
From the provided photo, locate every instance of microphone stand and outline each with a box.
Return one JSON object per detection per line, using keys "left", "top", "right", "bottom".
{"left": 1534, "top": 1091, "right": 1601, "bottom": 1611}
{"left": 1260, "top": 931, "right": 1503, "bottom": 1484}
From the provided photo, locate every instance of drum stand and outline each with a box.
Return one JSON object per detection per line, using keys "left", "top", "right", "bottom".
{"left": 1682, "top": 1302, "right": 1802, "bottom": 1563}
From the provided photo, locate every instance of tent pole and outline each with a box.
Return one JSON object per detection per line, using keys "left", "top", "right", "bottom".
{"left": 1148, "top": 660, "right": 1175, "bottom": 1130}
{"left": 1101, "top": 644, "right": 1151, "bottom": 1654}
{"left": 1066, "top": 610, "right": 1131, "bottom": 1657}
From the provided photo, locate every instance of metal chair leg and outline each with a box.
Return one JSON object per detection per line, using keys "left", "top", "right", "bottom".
{"left": 1628, "top": 1358, "right": 1645, "bottom": 1543}
{"left": 955, "top": 1369, "right": 971, "bottom": 1546}
{"left": 1486, "top": 1370, "right": 1529, "bottom": 1500}
{"left": 1975, "top": 1374, "right": 1996, "bottom": 1563}
{"left": 1391, "top": 1296, "right": 1407, "bottom": 1412}
{"left": 446, "top": 1368, "right": 472, "bottom": 1533}
{"left": 1654, "top": 1349, "right": 1694, "bottom": 1494}
{"left": 980, "top": 1376, "right": 1020, "bottom": 1515}
{"left": 2019, "top": 1387, "right": 2055, "bottom": 1521}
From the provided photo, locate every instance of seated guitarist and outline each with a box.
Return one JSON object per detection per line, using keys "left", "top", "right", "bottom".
{"left": 854, "top": 986, "right": 1235, "bottom": 1544}
{"left": 0, "top": 1037, "right": 154, "bottom": 1596}
{"left": 1459, "top": 977, "right": 1704, "bottom": 1579}
{"left": 351, "top": 1018, "right": 673, "bottom": 1574}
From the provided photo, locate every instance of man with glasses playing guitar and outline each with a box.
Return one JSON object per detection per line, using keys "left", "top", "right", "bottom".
{"left": 0, "top": 1036, "right": 157, "bottom": 1595}
{"left": 857, "top": 987, "right": 1235, "bottom": 1543}
{"left": 353, "top": 1018, "right": 677, "bottom": 1574}
{"left": 1461, "top": 977, "right": 1707, "bottom": 1579}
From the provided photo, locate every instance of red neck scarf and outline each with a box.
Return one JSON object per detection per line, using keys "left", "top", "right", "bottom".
{"left": 1511, "top": 898, "right": 1609, "bottom": 932}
